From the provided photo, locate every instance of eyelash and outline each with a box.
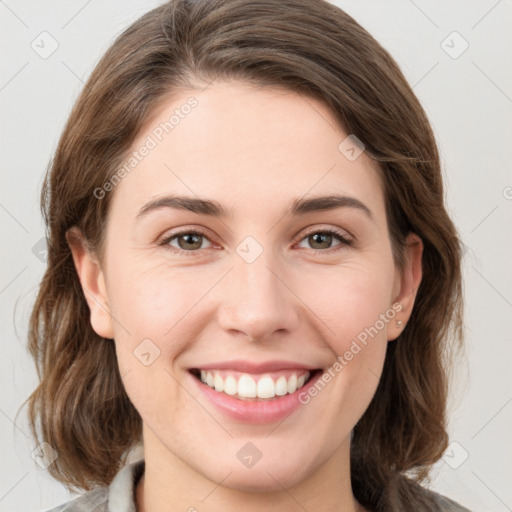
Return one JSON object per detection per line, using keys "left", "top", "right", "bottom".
{"left": 158, "top": 226, "right": 353, "bottom": 257}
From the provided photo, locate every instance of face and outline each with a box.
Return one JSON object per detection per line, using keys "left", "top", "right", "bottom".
{"left": 71, "top": 80, "right": 422, "bottom": 493}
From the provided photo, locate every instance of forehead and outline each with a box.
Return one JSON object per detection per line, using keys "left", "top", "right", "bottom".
{"left": 108, "top": 81, "right": 385, "bottom": 227}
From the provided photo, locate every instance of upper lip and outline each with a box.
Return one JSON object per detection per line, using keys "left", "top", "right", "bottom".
{"left": 191, "top": 359, "right": 320, "bottom": 374}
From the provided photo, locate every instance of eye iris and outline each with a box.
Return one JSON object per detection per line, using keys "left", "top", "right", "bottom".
{"left": 309, "top": 232, "right": 332, "bottom": 249}
{"left": 178, "top": 233, "right": 202, "bottom": 250}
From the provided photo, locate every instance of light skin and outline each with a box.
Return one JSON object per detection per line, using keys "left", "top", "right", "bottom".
{"left": 68, "top": 80, "right": 423, "bottom": 512}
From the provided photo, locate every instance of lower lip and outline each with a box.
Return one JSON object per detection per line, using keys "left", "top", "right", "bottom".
{"left": 190, "top": 370, "right": 323, "bottom": 424}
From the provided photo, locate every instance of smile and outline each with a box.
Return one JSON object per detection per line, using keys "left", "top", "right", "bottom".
{"left": 189, "top": 368, "right": 320, "bottom": 400}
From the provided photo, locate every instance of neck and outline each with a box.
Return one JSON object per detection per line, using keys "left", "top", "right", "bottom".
{"left": 136, "top": 428, "right": 365, "bottom": 512}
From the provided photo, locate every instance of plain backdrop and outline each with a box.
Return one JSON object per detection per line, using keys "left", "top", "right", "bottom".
{"left": 1, "top": 1, "right": 511, "bottom": 511}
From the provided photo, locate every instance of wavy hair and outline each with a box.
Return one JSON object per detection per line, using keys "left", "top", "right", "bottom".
{"left": 22, "top": 0, "right": 464, "bottom": 509}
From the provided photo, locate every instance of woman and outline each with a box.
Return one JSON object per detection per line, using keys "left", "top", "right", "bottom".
{"left": 25, "top": 0, "right": 469, "bottom": 510}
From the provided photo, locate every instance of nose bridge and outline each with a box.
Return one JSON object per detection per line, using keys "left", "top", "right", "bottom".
{"left": 217, "top": 238, "right": 298, "bottom": 341}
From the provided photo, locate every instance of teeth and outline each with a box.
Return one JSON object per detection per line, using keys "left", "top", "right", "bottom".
{"left": 257, "top": 376, "right": 275, "bottom": 399}
{"left": 275, "top": 376, "right": 288, "bottom": 396}
{"left": 287, "top": 374, "right": 297, "bottom": 394}
{"left": 238, "top": 374, "right": 257, "bottom": 397}
{"left": 198, "top": 370, "right": 311, "bottom": 399}
{"left": 214, "top": 373, "right": 224, "bottom": 392}
{"left": 224, "top": 375, "right": 237, "bottom": 395}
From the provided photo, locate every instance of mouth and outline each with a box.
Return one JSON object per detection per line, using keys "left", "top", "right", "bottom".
{"left": 188, "top": 368, "right": 323, "bottom": 401}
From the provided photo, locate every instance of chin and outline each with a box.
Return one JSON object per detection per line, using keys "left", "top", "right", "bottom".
{"left": 222, "top": 467, "right": 303, "bottom": 493}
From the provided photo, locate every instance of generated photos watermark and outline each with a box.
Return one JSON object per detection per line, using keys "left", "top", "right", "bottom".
{"left": 298, "top": 302, "right": 403, "bottom": 404}
{"left": 93, "top": 96, "right": 198, "bottom": 200}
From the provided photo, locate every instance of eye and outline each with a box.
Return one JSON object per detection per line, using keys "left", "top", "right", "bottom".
{"left": 295, "top": 227, "right": 353, "bottom": 254}
{"left": 159, "top": 228, "right": 213, "bottom": 256}
{"left": 158, "top": 226, "right": 353, "bottom": 256}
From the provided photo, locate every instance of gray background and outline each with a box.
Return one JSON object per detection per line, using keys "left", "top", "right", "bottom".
{"left": 1, "top": 1, "right": 511, "bottom": 510}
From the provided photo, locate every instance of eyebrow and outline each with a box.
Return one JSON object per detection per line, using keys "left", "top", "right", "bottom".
{"left": 136, "top": 194, "right": 374, "bottom": 222}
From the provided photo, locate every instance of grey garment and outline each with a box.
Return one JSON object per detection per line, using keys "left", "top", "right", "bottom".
{"left": 44, "top": 459, "right": 144, "bottom": 512}
{"left": 45, "top": 459, "right": 472, "bottom": 512}
{"left": 434, "top": 494, "right": 473, "bottom": 512}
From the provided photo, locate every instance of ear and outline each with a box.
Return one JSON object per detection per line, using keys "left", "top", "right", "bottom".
{"left": 66, "top": 227, "right": 114, "bottom": 339}
{"left": 388, "top": 232, "right": 423, "bottom": 341}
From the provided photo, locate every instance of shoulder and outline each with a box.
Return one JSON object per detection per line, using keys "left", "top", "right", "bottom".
{"left": 427, "top": 489, "right": 472, "bottom": 512}
{"left": 44, "top": 486, "right": 108, "bottom": 512}
{"left": 368, "top": 474, "right": 473, "bottom": 511}
{"left": 44, "top": 459, "right": 145, "bottom": 512}
{"left": 405, "top": 478, "right": 473, "bottom": 512}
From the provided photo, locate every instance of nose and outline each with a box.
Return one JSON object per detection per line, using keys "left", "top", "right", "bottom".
{"left": 216, "top": 247, "right": 300, "bottom": 343}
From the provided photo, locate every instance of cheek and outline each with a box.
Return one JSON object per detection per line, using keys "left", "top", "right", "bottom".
{"left": 295, "top": 263, "right": 393, "bottom": 404}
{"left": 109, "top": 258, "right": 211, "bottom": 337}
{"left": 108, "top": 252, "right": 395, "bottom": 367}
{"left": 107, "top": 262, "right": 217, "bottom": 400}
{"left": 108, "top": 267, "right": 200, "bottom": 429}
{"left": 297, "top": 278, "right": 391, "bottom": 433}
{"left": 295, "top": 261, "right": 395, "bottom": 348}
{"left": 109, "top": 249, "right": 393, "bottom": 383}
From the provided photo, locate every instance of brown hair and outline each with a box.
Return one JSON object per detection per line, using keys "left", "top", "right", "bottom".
{"left": 22, "top": 0, "right": 464, "bottom": 509}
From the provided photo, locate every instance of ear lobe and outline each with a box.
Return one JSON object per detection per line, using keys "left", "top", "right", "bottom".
{"left": 388, "top": 232, "right": 423, "bottom": 341}
{"left": 66, "top": 227, "right": 114, "bottom": 339}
